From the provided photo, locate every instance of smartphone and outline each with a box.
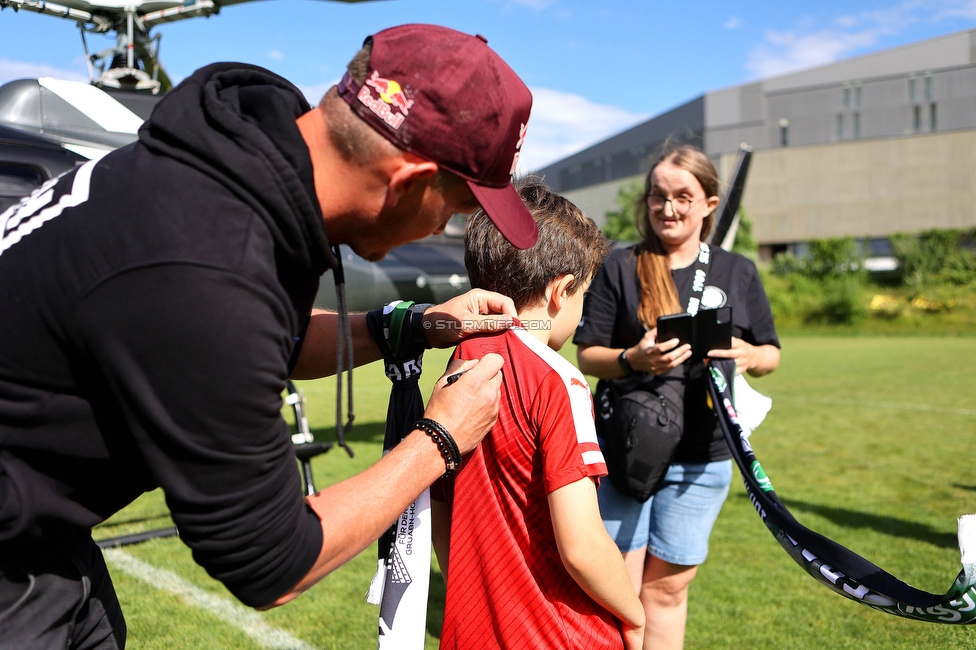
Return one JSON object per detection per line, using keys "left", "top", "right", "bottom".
{"left": 696, "top": 307, "right": 733, "bottom": 355}
{"left": 656, "top": 313, "right": 693, "bottom": 351}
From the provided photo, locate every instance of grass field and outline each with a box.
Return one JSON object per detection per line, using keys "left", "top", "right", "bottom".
{"left": 93, "top": 336, "right": 976, "bottom": 649}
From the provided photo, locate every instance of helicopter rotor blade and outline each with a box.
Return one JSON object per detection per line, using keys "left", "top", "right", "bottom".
{"left": 139, "top": 0, "right": 216, "bottom": 28}
{"left": 140, "top": 0, "right": 372, "bottom": 28}
{"left": 0, "top": 0, "right": 112, "bottom": 31}
{"left": 3, "top": 0, "right": 383, "bottom": 91}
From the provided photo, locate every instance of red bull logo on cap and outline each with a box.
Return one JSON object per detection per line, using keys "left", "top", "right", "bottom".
{"left": 509, "top": 122, "right": 528, "bottom": 175}
{"left": 357, "top": 70, "right": 415, "bottom": 130}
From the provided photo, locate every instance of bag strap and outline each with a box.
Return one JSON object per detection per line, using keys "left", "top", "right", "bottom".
{"left": 684, "top": 242, "right": 712, "bottom": 316}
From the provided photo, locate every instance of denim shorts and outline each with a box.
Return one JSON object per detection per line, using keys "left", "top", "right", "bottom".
{"left": 598, "top": 459, "right": 733, "bottom": 565}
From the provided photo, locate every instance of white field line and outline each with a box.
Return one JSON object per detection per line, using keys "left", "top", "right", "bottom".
{"left": 775, "top": 395, "right": 976, "bottom": 417}
{"left": 103, "top": 548, "right": 318, "bottom": 650}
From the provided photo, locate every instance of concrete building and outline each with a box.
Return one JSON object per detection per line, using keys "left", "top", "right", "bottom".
{"left": 537, "top": 28, "right": 976, "bottom": 262}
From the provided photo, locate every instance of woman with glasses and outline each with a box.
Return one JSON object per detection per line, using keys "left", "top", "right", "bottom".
{"left": 575, "top": 144, "right": 781, "bottom": 649}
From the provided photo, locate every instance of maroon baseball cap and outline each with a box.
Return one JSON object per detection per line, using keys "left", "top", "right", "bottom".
{"left": 337, "top": 23, "right": 537, "bottom": 249}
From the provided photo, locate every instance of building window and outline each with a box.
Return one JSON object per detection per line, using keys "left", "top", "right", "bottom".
{"left": 908, "top": 75, "right": 916, "bottom": 103}
{"left": 792, "top": 241, "right": 810, "bottom": 259}
{"left": 930, "top": 103, "right": 937, "bottom": 131}
{"left": 779, "top": 118, "right": 789, "bottom": 147}
{"left": 924, "top": 73, "right": 933, "bottom": 101}
{"left": 836, "top": 113, "right": 844, "bottom": 139}
{"left": 855, "top": 83, "right": 862, "bottom": 108}
{"left": 843, "top": 85, "right": 850, "bottom": 108}
{"left": 565, "top": 164, "right": 582, "bottom": 190}
{"left": 853, "top": 112, "right": 861, "bottom": 139}
{"left": 868, "top": 237, "right": 894, "bottom": 257}
{"left": 913, "top": 105, "right": 921, "bottom": 132}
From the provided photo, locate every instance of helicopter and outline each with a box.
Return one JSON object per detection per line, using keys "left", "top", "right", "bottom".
{"left": 0, "top": 0, "right": 379, "bottom": 93}
{"left": 0, "top": 0, "right": 474, "bottom": 311}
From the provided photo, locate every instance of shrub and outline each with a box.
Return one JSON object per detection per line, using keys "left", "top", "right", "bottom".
{"left": 890, "top": 228, "right": 976, "bottom": 288}
{"left": 603, "top": 179, "right": 643, "bottom": 243}
{"left": 770, "top": 252, "right": 805, "bottom": 277}
{"left": 731, "top": 208, "right": 759, "bottom": 261}
{"left": 803, "top": 276, "right": 867, "bottom": 325}
{"left": 942, "top": 247, "right": 976, "bottom": 286}
{"left": 807, "top": 237, "right": 865, "bottom": 280}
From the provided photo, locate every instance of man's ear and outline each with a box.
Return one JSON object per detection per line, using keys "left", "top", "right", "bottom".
{"left": 384, "top": 156, "right": 439, "bottom": 208}
{"left": 549, "top": 274, "right": 576, "bottom": 310}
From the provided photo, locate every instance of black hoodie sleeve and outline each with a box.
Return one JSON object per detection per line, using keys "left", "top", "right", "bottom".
{"left": 71, "top": 262, "right": 323, "bottom": 608}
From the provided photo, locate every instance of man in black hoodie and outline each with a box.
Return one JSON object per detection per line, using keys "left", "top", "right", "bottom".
{"left": 0, "top": 24, "right": 535, "bottom": 648}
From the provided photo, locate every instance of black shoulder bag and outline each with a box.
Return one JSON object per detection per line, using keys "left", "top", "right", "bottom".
{"left": 595, "top": 243, "right": 711, "bottom": 502}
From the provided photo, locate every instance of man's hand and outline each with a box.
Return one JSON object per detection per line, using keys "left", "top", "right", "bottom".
{"left": 422, "top": 290, "right": 517, "bottom": 348}
{"left": 278, "top": 356, "right": 502, "bottom": 608}
{"left": 422, "top": 354, "right": 504, "bottom": 455}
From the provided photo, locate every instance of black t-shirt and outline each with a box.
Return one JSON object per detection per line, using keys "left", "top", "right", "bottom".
{"left": 574, "top": 244, "right": 780, "bottom": 462}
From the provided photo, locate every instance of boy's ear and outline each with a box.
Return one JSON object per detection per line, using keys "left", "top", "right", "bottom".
{"left": 549, "top": 274, "right": 576, "bottom": 310}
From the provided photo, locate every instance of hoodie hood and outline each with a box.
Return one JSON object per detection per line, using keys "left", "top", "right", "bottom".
{"left": 138, "top": 62, "right": 336, "bottom": 276}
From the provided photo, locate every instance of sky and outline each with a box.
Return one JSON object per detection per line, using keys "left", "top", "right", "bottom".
{"left": 1, "top": 0, "right": 975, "bottom": 172}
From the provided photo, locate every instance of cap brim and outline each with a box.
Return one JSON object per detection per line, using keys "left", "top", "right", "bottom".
{"left": 467, "top": 181, "right": 538, "bottom": 250}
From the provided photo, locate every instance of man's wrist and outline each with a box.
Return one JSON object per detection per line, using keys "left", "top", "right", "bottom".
{"left": 365, "top": 301, "right": 433, "bottom": 359}
{"left": 414, "top": 417, "right": 462, "bottom": 477}
{"left": 410, "top": 303, "right": 433, "bottom": 349}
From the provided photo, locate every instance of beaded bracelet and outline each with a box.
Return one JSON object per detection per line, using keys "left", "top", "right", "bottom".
{"left": 414, "top": 417, "right": 463, "bottom": 477}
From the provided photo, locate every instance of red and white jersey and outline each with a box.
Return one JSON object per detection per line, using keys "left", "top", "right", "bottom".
{"left": 436, "top": 326, "right": 622, "bottom": 650}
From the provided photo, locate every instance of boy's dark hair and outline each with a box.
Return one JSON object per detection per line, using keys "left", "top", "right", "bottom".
{"left": 465, "top": 176, "right": 610, "bottom": 311}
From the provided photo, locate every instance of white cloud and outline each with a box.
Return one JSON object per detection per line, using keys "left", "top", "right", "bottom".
{"left": 744, "top": 0, "right": 975, "bottom": 79}
{"left": 298, "top": 82, "right": 336, "bottom": 107}
{"left": 724, "top": 15, "right": 743, "bottom": 30}
{"left": 930, "top": 0, "right": 976, "bottom": 19}
{"left": 268, "top": 50, "right": 284, "bottom": 61}
{"left": 0, "top": 59, "right": 88, "bottom": 86}
{"left": 746, "top": 28, "right": 878, "bottom": 78}
{"left": 834, "top": 14, "right": 859, "bottom": 29}
{"left": 516, "top": 87, "right": 649, "bottom": 173}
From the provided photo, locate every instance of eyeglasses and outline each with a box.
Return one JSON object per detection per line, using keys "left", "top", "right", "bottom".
{"left": 647, "top": 194, "right": 695, "bottom": 216}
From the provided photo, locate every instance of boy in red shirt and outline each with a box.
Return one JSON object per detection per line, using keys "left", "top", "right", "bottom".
{"left": 432, "top": 178, "right": 644, "bottom": 649}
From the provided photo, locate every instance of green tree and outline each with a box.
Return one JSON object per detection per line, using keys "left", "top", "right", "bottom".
{"left": 890, "top": 228, "right": 976, "bottom": 288}
{"left": 602, "top": 179, "right": 643, "bottom": 243}
{"left": 807, "top": 237, "right": 864, "bottom": 279}
{"left": 731, "top": 207, "right": 758, "bottom": 260}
